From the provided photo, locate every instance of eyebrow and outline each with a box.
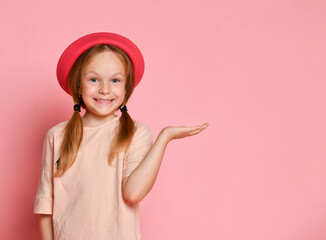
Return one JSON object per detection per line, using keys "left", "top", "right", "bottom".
{"left": 85, "top": 70, "right": 126, "bottom": 77}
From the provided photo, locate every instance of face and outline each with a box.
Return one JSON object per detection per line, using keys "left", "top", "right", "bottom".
{"left": 80, "top": 50, "right": 126, "bottom": 123}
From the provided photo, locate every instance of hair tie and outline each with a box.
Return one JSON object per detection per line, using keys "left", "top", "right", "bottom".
{"left": 119, "top": 105, "right": 127, "bottom": 112}
{"left": 74, "top": 104, "right": 81, "bottom": 112}
{"left": 56, "top": 158, "right": 60, "bottom": 169}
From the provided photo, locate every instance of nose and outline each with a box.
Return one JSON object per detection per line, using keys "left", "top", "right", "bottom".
{"left": 99, "top": 80, "right": 110, "bottom": 95}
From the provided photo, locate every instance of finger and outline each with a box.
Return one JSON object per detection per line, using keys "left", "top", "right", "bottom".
{"left": 188, "top": 124, "right": 208, "bottom": 132}
{"left": 187, "top": 125, "right": 205, "bottom": 131}
{"left": 192, "top": 123, "right": 209, "bottom": 132}
{"left": 189, "top": 123, "right": 209, "bottom": 130}
{"left": 202, "top": 123, "right": 209, "bottom": 128}
{"left": 188, "top": 128, "right": 205, "bottom": 136}
{"left": 187, "top": 127, "right": 200, "bottom": 132}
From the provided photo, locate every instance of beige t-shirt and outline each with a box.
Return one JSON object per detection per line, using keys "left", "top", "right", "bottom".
{"left": 33, "top": 116, "right": 153, "bottom": 240}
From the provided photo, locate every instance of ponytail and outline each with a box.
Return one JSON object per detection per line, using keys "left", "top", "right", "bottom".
{"left": 108, "top": 109, "right": 136, "bottom": 165}
{"left": 53, "top": 109, "right": 84, "bottom": 178}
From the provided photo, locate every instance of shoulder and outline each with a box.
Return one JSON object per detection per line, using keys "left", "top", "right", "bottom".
{"left": 134, "top": 121, "right": 152, "bottom": 134}
{"left": 132, "top": 120, "right": 153, "bottom": 144}
{"left": 45, "top": 120, "right": 69, "bottom": 140}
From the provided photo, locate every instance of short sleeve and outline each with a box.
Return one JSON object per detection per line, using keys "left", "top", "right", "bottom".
{"left": 33, "top": 130, "right": 54, "bottom": 214}
{"left": 122, "top": 123, "right": 153, "bottom": 180}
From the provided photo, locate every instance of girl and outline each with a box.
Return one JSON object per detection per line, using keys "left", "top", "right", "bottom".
{"left": 33, "top": 32, "right": 208, "bottom": 240}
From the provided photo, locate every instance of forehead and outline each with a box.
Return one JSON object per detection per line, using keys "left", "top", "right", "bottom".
{"left": 83, "top": 50, "right": 126, "bottom": 74}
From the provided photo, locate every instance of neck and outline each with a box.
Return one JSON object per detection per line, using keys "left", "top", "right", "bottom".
{"left": 82, "top": 111, "right": 117, "bottom": 127}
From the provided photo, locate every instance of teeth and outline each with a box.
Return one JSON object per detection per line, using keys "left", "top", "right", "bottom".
{"left": 96, "top": 99, "right": 112, "bottom": 102}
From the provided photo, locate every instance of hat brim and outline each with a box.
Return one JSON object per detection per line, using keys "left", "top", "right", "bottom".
{"left": 56, "top": 32, "right": 145, "bottom": 95}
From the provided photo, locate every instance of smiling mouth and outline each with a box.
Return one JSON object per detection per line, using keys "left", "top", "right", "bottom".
{"left": 95, "top": 98, "right": 114, "bottom": 103}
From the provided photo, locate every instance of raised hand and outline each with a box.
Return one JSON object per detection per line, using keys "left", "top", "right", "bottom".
{"left": 123, "top": 122, "right": 209, "bottom": 203}
{"left": 160, "top": 123, "right": 209, "bottom": 142}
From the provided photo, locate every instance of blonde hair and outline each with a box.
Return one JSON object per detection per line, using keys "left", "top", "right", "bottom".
{"left": 53, "top": 44, "right": 136, "bottom": 178}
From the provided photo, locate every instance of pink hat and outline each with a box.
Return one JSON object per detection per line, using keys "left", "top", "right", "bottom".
{"left": 56, "top": 32, "right": 145, "bottom": 95}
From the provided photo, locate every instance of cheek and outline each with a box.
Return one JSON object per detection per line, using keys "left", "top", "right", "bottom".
{"left": 120, "top": 88, "right": 126, "bottom": 97}
{"left": 121, "top": 90, "right": 127, "bottom": 100}
{"left": 81, "top": 84, "right": 96, "bottom": 95}
{"left": 114, "top": 86, "right": 126, "bottom": 98}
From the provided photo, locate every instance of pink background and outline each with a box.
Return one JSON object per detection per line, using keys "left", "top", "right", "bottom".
{"left": 1, "top": 0, "right": 326, "bottom": 239}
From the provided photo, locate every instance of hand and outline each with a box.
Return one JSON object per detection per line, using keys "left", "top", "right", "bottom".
{"left": 160, "top": 123, "right": 209, "bottom": 142}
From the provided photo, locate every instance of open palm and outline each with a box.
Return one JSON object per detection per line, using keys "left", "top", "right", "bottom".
{"left": 161, "top": 123, "right": 209, "bottom": 141}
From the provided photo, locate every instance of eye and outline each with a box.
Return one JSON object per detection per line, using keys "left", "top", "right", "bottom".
{"left": 89, "top": 78, "right": 98, "bottom": 83}
{"left": 112, "top": 78, "right": 120, "bottom": 83}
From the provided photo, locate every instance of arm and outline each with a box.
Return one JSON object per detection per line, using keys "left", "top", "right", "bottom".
{"left": 33, "top": 131, "right": 55, "bottom": 239}
{"left": 39, "top": 214, "right": 54, "bottom": 240}
{"left": 122, "top": 123, "right": 209, "bottom": 204}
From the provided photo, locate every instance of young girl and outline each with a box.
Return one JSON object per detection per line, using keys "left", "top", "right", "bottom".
{"left": 33, "top": 32, "right": 208, "bottom": 240}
